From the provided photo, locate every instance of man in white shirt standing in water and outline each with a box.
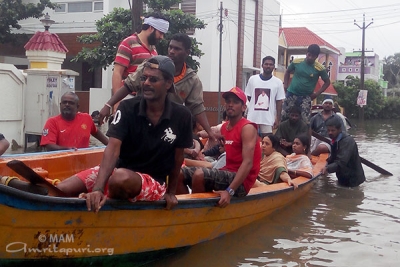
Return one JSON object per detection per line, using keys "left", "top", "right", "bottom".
{"left": 245, "top": 56, "right": 285, "bottom": 137}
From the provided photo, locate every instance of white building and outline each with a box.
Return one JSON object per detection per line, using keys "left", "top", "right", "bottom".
{"left": 2, "top": 0, "right": 279, "bottom": 92}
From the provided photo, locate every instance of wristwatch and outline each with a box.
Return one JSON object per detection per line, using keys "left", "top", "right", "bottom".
{"left": 226, "top": 187, "right": 235, "bottom": 196}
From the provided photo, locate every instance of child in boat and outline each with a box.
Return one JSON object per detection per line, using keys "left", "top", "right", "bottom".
{"left": 184, "top": 115, "right": 205, "bottom": 160}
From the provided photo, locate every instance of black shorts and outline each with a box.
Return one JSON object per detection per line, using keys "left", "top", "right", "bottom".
{"left": 181, "top": 166, "right": 247, "bottom": 197}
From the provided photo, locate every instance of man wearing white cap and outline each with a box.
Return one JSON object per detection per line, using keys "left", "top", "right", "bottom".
{"left": 310, "top": 98, "right": 346, "bottom": 155}
{"left": 112, "top": 13, "right": 169, "bottom": 107}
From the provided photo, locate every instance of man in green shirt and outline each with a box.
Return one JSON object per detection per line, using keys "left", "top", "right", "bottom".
{"left": 282, "top": 44, "right": 330, "bottom": 124}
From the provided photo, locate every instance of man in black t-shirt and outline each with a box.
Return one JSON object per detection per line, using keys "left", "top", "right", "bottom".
{"left": 57, "top": 56, "right": 193, "bottom": 212}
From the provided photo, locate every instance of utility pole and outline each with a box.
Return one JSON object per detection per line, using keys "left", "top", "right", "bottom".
{"left": 354, "top": 14, "right": 373, "bottom": 121}
{"left": 131, "top": 0, "right": 143, "bottom": 34}
{"left": 217, "top": 1, "right": 223, "bottom": 123}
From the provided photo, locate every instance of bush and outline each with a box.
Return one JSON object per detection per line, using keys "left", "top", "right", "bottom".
{"left": 333, "top": 76, "right": 385, "bottom": 119}
{"left": 379, "top": 97, "right": 400, "bottom": 119}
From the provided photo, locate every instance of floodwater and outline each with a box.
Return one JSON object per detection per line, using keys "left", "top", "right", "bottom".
{"left": 146, "top": 119, "right": 400, "bottom": 267}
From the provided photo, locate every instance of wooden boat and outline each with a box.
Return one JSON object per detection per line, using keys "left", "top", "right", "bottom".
{"left": 0, "top": 147, "right": 327, "bottom": 265}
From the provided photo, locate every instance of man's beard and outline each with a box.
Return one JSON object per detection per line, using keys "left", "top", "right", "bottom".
{"left": 61, "top": 108, "right": 75, "bottom": 120}
{"left": 148, "top": 30, "right": 158, "bottom": 46}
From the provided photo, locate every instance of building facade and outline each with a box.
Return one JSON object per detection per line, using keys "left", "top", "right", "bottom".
{"left": 337, "top": 51, "right": 380, "bottom": 82}
{"left": 1, "top": 0, "right": 279, "bottom": 94}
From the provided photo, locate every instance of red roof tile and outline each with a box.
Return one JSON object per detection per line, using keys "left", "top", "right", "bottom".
{"left": 24, "top": 31, "right": 68, "bottom": 53}
{"left": 280, "top": 27, "right": 339, "bottom": 53}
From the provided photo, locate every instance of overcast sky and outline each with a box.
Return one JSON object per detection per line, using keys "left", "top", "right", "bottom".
{"left": 277, "top": 0, "right": 400, "bottom": 59}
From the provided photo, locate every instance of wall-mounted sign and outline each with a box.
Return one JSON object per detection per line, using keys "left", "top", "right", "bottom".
{"left": 46, "top": 77, "right": 58, "bottom": 88}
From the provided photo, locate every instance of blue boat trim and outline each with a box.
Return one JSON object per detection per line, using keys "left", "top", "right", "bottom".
{"left": 0, "top": 173, "right": 319, "bottom": 212}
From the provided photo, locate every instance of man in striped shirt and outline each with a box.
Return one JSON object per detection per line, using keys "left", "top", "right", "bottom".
{"left": 112, "top": 13, "right": 169, "bottom": 102}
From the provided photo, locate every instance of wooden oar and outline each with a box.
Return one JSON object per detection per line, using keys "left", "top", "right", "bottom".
{"left": 312, "top": 131, "right": 393, "bottom": 176}
{"left": 6, "top": 160, "right": 67, "bottom": 197}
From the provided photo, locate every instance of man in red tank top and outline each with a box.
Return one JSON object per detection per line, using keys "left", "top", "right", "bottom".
{"left": 187, "top": 87, "right": 261, "bottom": 208}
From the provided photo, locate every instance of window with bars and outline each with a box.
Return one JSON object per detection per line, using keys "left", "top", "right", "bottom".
{"left": 55, "top": 1, "right": 103, "bottom": 13}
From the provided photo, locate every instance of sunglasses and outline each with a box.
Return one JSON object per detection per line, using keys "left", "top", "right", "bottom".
{"left": 140, "top": 75, "right": 164, "bottom": 83}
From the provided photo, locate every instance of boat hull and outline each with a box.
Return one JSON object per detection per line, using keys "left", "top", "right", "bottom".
{"left": 0, "top": 149, "right": 327, "bottom": 261}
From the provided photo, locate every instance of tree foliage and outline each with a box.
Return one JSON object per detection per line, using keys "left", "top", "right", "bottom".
{"left": 0, "top": 0, "right": 56, "bottom": 44}
{"left": 378, "top": 97, "right": 400, "bottom": 119}
{"left": 334, "top": 76, "right": 385, "bottom": 119}
{"left": 72, "top": 0, "right": 206, "bottom": 71}
{"left": 383, "top": 53, "right": 400, "bottom": 89}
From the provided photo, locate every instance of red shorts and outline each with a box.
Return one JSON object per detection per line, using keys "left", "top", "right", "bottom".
{"left": 75, "top": 166, "right": 166, "bottom": 201}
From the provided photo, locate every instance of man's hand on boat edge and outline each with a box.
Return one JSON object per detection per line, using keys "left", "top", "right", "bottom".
{"left": 79, "top": 190, "right": 107, "bottom": 213}
{"left": 213, "top": 190, "right": 231, "bottom": 208}
{"left": 163, "top": 193, "right": 178, "bottom": 210}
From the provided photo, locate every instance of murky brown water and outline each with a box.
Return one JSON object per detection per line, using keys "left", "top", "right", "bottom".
{"left": 146, "top": 119, "right": 400, "bottom": 267}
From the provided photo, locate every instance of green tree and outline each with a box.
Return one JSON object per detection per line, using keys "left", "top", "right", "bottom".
{"left": 378, "top": 97, "right": 400, "bottom": 119}
{"left": 72, "top": 1, "right": 205, "bottom": 71}
{"left": 383, "top": 53, "right": 400, "bottom": 89}
{"left": 0, "top": 0, "right": 56, "bottom": 44}
{"left": 334, "top": 76, "right": 385, "bottom": 119}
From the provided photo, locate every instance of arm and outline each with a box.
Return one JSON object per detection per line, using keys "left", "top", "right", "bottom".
{"left": 311, "top": 76, "right": 330, "bottom": 100}
{"left": 244, "top": 77, "right": 252, "bottom": 102}
{"left": 91, "top": 130, "right": 109, "bottom": 146}
{"left": 164, "top": 147, "right": 184, "bottom": 210}
{"left": 111, "top": 64, "right": 126, "bottom": 95}
{"left": 288, "top": 169, "right": 312, "bottom": 179}
{"left": 195, "top": 112, "right": 216, "bottom": 141}
{"left": 0, "top": 137, "right": 10, "bottom": 156}
{"left": 83, "top": 137, "right": 121, "bottom": 212}
{"left": 197, "top": 124, "right": 220, "bottom": 138}
{"left": 98, "top": 85, "right": 131, "bottom": 125}
{"left": 283, "top": 68, "right": 292, "bottom": 93}
{"left": 274, "top": 99, "right": 283, "bottom": 129}
{"left": 217, "top": 124, "right": 257, "bottom": 207}
{"left": 184, "top": 158, "right": 213, "bottom": 168}
{"left": 44, "top": 144, "right": 76, "bottom": 151}
{"left": 279, "top": 171, "right": 298, "bottom": 188}
{"left": 110, "top": 64, "right": 128, "bottom": 112}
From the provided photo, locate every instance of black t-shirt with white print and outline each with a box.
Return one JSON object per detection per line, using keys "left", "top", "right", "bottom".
{"left": 107, "top": 96, "right": 193, "bottom": 184}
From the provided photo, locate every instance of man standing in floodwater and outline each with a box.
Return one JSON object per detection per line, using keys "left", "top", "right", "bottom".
{"left": 322, "top": 116, "right": 365, "bottom": 187}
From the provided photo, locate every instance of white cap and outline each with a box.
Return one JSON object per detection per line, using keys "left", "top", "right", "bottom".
{"left": 322, "top": 99, "right": 334, "bottom": 105}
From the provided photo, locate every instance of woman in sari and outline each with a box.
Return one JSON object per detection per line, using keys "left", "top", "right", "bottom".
{"left": 256, "top": 134, "right": 297, "bottom": 188}
{"left": 286, "top": 134, "right": 313, "bottom": 179}
{"left": 255, "top": 134, "right": 313, "bottom": 188}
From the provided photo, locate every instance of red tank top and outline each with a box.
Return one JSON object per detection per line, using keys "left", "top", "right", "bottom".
{"left": 221, "top": 118, "right": 261, "bottom": 193}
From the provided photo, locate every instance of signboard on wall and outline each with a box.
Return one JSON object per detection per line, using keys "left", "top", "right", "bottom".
{"left": 46, "top": 76, "right": 58, "bottom": 88}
